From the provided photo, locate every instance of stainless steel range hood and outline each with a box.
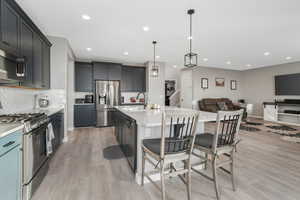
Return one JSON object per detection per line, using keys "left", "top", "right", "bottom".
{"left": 0, "top": 49, "right": 22, "bottom": 84}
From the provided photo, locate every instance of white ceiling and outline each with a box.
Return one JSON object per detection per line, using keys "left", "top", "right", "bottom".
{"left": 16, "top": 0, "right": 300, "bottom": 70}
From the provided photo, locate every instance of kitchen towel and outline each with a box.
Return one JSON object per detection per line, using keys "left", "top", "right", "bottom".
{"left": 46, "top": 123, "right": 55, "bottom": 156}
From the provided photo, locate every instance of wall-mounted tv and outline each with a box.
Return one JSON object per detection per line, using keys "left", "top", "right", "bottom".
{"left": 275, "top": 73, "right": 300, "bottom": 95}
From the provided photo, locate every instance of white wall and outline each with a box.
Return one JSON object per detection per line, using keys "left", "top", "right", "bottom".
{"left": 178, "top": 62, "right": 300, "bottom": 117}
{"left": 192, "top": 67, "right": 243, "bottom": 104}
{"left": 242, "top": 62, "right": 300, "bottom": 117}
{"left": 49, "top": 37, "right": 68, "bottom": 90}
{"left": 179, "top": 66, "right": 243, "bottom": 109}
{"left": 165, "top": 65, "right": 181, "bottom": 90}
{"left": 48, "top": 36, "right": 75, "bottom": 136}
{"left": 145, "top": 61, "right": 165, "bottom": 106}
{"left": 67, "top": 55, "right": 75, "bottom": 131}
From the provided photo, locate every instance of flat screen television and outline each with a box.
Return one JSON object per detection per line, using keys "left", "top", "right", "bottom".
{"left": 275, "top": 73, "right": 300, "bottom": 95}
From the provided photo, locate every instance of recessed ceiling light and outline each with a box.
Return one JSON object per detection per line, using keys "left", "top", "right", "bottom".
{"left": 246, "top": 64, "right": 252, "bottom": 67}
{"left": 226, "top": 61, "right": 231, "bottom": 65}
{"left": 285, "top": 56, "right": 292, "bottom": 60}
{"left": 86, "top": 47, "right": 92, "bottom": 51}
{"left": 143, "top": 26, "right": 149, "bottom": 32}
{"left": 264, "top": 52, "right": 270, "bottom": 56}
{"left": 82, "top": 14, "right": 91, "bottom": 20}
{"left": 203, "top": 58, "right": 208, "bottom": 62}
{"left": 156, "top": 55, "right": 160, "bottom": 59}
{"left": 173, "top": 65, "right": 177, "bottom": 68}
{"left": 123, "top": 52, "right": 129, "bottom": 55}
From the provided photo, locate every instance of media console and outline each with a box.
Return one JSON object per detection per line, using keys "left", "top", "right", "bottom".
{"left": 263, "top": 100, "right": 300, "bottom": 126}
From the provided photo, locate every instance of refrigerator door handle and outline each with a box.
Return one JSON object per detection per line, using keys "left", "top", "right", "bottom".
{"left": 107, "top": 83, "right": 111, "bottom": 107}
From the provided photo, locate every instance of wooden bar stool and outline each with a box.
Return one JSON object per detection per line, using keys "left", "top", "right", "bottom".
{"left": 141, "top": 110, "right": 200, "bottom": 200}
{"left": 192, "top": 110, "right": 243, "bottom": 200}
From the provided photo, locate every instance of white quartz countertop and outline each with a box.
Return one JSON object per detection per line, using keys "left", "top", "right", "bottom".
{"left": 32, "top": 106, "right": 65, "bottom": 116}
{"left": 0, "top": 105, "right": 65, "bottom": 139}
{"left": 114, "top": 106, "right": 217, "bottom": 127}
{"left": 0, "top": 123, "right": 24, "bottom": 139}
{"left": 20, "top": 105, "right": 65, "bottom": 116}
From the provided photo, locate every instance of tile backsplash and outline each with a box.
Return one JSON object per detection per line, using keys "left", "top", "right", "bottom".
{"left": 121, "top": 92, "right": 146, "bottom": 103}
{"left": 0, "top": 87, "right": 65, "bottom": 114}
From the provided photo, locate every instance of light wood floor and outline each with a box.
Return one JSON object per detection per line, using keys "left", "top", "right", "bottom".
{"left": 32, "top": 121, "right": 300, "bottom": 200}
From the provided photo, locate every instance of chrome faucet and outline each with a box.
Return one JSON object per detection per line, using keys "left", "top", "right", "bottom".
{"left": 136, "top": 92, "right": 147, "bottom": 108}
{"left": 136, "top": 92, "right": 145, "bottom": 100}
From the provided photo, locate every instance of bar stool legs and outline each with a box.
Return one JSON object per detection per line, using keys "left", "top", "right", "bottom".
{"left": 212, "top": 155, "right": 220, "bottom": 200}
{"left": 230, "top": 150, "right": 236, "bottom": 191}
{"left": 141, "top": 149, "right": 145, "bottom": 186}
{"left": 204, "top": 152, "right": 208, "bottom": 170}
{"left": 187, "top": 160, "right": 192, "bottom": 200}
{"left": 160, "top": 160, "right": 166, "bottom": 200}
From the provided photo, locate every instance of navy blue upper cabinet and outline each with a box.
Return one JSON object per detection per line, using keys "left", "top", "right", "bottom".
{"left": 121, "top": 66, "right": 146, "bottom": 92}
{"left": 32, "top": 33, "right": 43, "bottom": 88}
{"left": 32, "top": 33, "right": 51, "bottom": 89}
{"left": 0, "top": 0, "right": 51, "bottom": 89}
{"left": 42, "top": 40, "right": 51, "bottom": 89}
{"left": 19, "top": 19, "right": 34, "bottom": 86}
{"left": 93, "top": 62, "right": 108, "bottom": 80}
{"left": 75, "top": 62, "right": 93, "bottom": 92}
{"left": 93, "top": 62, "right": 122, "bottom": 81}
{"left": 0, "top": 0, "right": 20, "bottom": 55}
{"left": 108, "top": 63, "right": 121, "bottom": 80}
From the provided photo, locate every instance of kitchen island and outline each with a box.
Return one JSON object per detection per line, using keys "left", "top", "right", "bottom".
{"left": 114, "top": 106, "right": 217, "bottom": 184}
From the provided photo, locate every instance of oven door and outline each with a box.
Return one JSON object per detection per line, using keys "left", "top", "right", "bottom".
{"left": 23, "top": 122, "right": 49, "bottom": 184}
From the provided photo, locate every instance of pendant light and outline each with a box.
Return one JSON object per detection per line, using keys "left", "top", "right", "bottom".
{"left": 184, "top": 9, "right": 198, "bottom": 68}
{"left": 151, "top": 41, "right": 159, "bottom": 77}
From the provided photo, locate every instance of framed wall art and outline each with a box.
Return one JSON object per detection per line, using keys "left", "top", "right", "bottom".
{"left": 201, "top": 78, "right": 208, "bottom": 89}
{"left": 231, "top": 80, "right": 237, "bottom": 90}
{"left": 215, "top": 78, "right": 225, "bottom": 87}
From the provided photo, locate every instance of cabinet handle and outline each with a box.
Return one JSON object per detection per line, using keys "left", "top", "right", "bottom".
{"left": 3, "top": 141, "right": 15, "bottom": 148}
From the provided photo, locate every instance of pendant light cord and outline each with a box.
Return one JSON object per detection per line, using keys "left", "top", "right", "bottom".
{"left": 153, "top": 41, "right": 156, "bottom": 68}
{"left": 190, "top": 12, "right": 192, "bottom": 54}
{"left": 154, "top": 42, "right": 156, "bottom": 67}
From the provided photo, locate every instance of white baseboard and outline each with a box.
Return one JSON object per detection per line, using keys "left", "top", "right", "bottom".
{"left": 248, "top": 115, "right": 263, "bottom": 119}
{"left": 62, "top": 137, "right": 68, "bottom": 143}
{"left": 67, "top": 127, "right": 74, "bottom": 131}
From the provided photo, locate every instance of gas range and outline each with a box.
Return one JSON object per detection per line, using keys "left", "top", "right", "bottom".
{"left": 0, "top": 113, "right": 49, "bottom": 133}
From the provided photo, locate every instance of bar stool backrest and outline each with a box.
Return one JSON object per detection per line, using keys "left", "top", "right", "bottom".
{"left": 213, "top": 109, "right": 243, "bottom": 153}
{"left": 160, "top": 110, "right": 200, "bottom": 158}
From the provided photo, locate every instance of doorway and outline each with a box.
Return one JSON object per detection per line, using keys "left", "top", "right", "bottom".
{"left": 165, "top": 80, "right": 176, "bottom": 106}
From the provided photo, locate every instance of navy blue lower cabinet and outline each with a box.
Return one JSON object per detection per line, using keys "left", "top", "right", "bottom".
{"left": 74, "top": 105, "right": 96, "bottom": 127}
{"left": 114, "top": 110, "right": 137, "bottom": 172}
{"left": 50, "top": 112, "right": 64, "bottom": 154}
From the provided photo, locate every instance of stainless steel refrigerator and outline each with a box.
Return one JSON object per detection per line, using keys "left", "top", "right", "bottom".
{"left": 95, "top": 80, "right": 120, "bottom": 127}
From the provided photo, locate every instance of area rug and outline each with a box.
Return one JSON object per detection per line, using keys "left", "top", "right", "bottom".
{"left": 240, "top": 125, "right": 261, "bottom": 132}
{"left": 265, "top": 125, "right": 300, "bottom": 143}
{"left": 266, "top": 125, "right": 297, "bottom": 131}
{"left": 245, "top": 121, "right": 263, "bottom": 126}
{"left": 239, "top": 119, "right": 300, "bottom": 143}
{"left": 103, "top": 145, "right": 125, "bottom": 160}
